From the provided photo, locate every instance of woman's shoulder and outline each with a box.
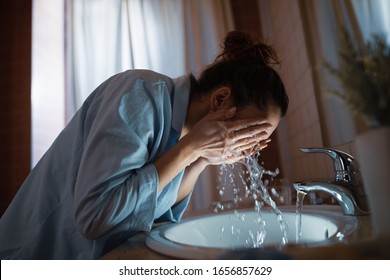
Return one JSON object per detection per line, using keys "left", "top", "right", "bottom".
{"left": 119, "top": 69, "right": 174, "bottom": 86}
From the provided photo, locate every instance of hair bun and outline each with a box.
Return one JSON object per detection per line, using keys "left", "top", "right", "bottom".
{"left": 219, "top": 31, "right": 280, "bottom": 65}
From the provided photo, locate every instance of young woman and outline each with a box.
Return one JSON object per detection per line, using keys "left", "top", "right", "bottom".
{"left": 0, "top": 31, "right": 288, "bottom": 259}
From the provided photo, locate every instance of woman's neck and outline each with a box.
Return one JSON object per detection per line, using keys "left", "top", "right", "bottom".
{"left": 180, "top": 96, "right": 210, "bottom": 139}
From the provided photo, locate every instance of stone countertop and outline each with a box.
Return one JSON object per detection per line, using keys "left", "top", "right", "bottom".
{"left": 101, "top": 232, "right": 171, "bottom": 260}
{"left": 286, "top": 236, "right": 390, "bottom": 259}
{"left": 101, "top": 206, "right": 390, "bottom": 260}
{"left": 101, "top": 234, "right": 390, "bottom": 260}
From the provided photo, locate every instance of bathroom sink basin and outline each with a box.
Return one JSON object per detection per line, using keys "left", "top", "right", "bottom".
{"left": 145, "top": 206, "right": 359, "bottom": 259}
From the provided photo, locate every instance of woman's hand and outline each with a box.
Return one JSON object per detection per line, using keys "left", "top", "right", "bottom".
{"left": 184, "top": 107, "right": 272, "bottom": 165}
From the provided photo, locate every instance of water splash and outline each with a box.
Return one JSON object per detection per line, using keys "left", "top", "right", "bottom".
{"left": 217, "top": 152, "right": 289, "bottom": 247}
{"left": 213, "top": 202, "right": 224, "bottom": 213}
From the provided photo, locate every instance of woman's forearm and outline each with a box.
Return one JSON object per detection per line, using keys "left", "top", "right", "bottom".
{"left": 154, "top": 134, "right": 199, "bottom": 193}
{"left": 175, "top": 158, "right": 208, "bottom": 204}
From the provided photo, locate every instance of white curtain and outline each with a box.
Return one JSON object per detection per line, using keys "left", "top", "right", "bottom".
{"left": 351, "top": 0, "right": 390, "bottom": 43}
{"left": 65, "top": 0, "right": 233, "bottom": 119}
{"left": 65, "top": 0, "right": 234, "bottom": 212}
{"left": 299, "top": 0, "right": 390, "bottom": 146}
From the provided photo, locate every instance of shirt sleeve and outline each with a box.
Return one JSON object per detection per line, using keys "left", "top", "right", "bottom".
{"left": 155, "top": 193, "right": 192, "bottom": 223}
{"left": 73, "top": 74, "right": 173, "bottom": 240}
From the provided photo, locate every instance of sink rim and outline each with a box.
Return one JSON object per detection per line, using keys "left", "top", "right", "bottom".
{"left": 145, "top": 205, "right": 360, "bottom": 259}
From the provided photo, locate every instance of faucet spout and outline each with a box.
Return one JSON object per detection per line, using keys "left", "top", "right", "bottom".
{"left": 294, "top": 181, "right": 369, "bottom": 216}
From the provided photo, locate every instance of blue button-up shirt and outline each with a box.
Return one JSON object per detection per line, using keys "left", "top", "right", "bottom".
{"left": 0, "top": 70, "right": 191, "bottom": 259}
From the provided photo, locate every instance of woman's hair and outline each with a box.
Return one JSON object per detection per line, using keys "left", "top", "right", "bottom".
{"left": 190, "top": 31, "right": 289, "bottom": 117}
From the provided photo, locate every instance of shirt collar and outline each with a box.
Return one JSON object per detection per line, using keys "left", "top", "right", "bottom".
{"left": 171, "top": 75, "right": 190, "bottom": 134}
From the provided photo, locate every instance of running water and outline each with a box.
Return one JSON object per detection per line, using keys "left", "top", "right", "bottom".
{"left": 295, "top": 190, "right": 307, "bottom": 243}
{"left": 216, "top": 152, "right": 289, "bottom": 247}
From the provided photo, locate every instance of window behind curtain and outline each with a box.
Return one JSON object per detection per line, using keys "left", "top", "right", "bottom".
{"left": 65, "top": 0, "right": 234, "bottom": 121}
{"left": 300, "top": 0, "right": 390, "bottom": 147}
{"left": 352, "top": 0, "right": 390, "bottom": 43}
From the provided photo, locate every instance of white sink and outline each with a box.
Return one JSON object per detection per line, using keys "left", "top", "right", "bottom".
{"left": 145, "top": 206, "right": 359, "bottom": 259}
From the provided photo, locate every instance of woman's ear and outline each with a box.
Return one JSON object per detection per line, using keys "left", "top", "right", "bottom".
{"left": 210, "top": 87, "right": 233, "bottom": 111}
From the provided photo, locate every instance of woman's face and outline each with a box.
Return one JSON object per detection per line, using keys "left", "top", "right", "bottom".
{"left": 232, "top": 104, "right": 281, "bottom": 140}
{"left": 209, "top": 87, "right": 281, "bottom": 140}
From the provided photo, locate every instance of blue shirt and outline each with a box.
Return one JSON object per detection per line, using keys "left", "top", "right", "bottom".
{"left": 0, "top": 70, "right": 191, "bottom": 259}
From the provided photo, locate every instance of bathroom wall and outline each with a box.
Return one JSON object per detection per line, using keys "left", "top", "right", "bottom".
{"left": 0, "top": 1, "right": 32, "bottom": 216}
{"left": 257, "top": 0, "right": 344, "bottom": 185}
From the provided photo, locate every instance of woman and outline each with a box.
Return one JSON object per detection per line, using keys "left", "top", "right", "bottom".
{"left": 0, "top": 31, "right": 288, "bottom": 259}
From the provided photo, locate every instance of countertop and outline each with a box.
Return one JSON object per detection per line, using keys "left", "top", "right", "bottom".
{"left": 101, "top": 206, "right": 390, "bottom": 260}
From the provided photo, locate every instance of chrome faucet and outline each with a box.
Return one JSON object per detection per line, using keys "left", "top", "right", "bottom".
{"left": 293, "top": 147, "right": 369, "bottom": 216}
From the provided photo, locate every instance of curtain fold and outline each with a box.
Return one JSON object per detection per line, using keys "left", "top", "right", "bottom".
{"left": 65, "top": 0, "right": 233, "bottom": 119}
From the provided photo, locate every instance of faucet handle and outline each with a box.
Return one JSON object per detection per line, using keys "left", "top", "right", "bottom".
{"left": 300, "top": 147, "right": 360, "bottom": 183}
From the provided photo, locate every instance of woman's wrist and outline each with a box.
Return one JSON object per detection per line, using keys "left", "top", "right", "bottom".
{"left": 188, "top": 157, "right": 208, "bottom": 173}
{"left": 179, "top": 133, "right": 203, "bottom": 165}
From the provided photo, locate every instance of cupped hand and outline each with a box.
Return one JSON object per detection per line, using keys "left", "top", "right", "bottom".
{"left": 185, "top": 107, "right": 272, "bottom": 166}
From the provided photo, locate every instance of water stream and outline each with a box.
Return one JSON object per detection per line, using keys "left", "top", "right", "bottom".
{"left": 215, "top": 153, "right": 289, "bottom": 247}
{"left": 295, "top": 190, "right": 307, "bottom": 243}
